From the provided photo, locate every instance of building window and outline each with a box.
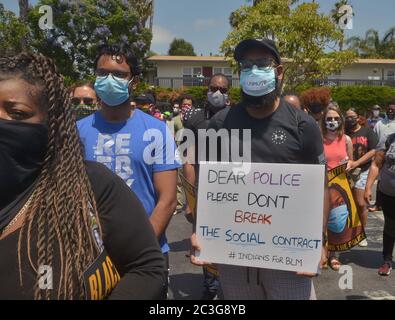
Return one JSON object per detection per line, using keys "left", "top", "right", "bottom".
{"left": 223, "top": 67, "right": 232, "bottom": 76}
{"left": 213, "top": 67, "right": 233, "bottom": 76}
{"left": 182, "top": 67, "right": 202, "bottom": 76}
{"left": 388, "top": 70, "right": 395, "bottom": 81}
{"left": 183, "top": 67, "right": 203, "bottom": 86}
{"left": 213, "top": 67, "right": 222, "bottom": 74}
{"left": 193, "top": 67, "right": 202, "bottom": 76}
{"left": 183, "top": 67, "right": 192, "bottom": 77}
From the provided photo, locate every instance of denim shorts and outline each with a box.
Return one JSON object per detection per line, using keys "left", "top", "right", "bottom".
{"left": 354, "top": 169, "right": 369, "bottom": 190}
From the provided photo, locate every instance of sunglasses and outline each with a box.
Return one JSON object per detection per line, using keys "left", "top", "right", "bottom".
{"left": 71, "top": 97, "right": 95, "bottom": 106}
{"left": 325, "top": 117, "right": 340, "bottom": 121}
{"left": 239, "top": 58, "right": 276, "bottom": 71}
{"left": 96, "top": 68, "right": 131, "bottom": 79}
{"left": 209, "top": 86, "right": 228, "bottom": 94}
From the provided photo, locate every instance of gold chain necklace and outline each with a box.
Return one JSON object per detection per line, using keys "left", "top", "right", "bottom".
{"left": 1, "top": 197, "right": 33, "bottom": 236}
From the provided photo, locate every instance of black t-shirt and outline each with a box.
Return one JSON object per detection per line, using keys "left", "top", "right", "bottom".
{"left": 208, "top": 99, "right": 325, "bottom": 164}
{"left": 0, "top": 161, "right": 165, "bottom": 300}
{"left": 183, "top": 107, "right": 226, "bottom": 166}
{"left": 348, "top": 126, "right": 378, "bottom": 172}
{"left": 184, "top": 108, "right": 210, "bottom": 133}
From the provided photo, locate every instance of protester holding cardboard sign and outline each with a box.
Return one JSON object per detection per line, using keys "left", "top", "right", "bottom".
{"left": 321, "top": 105, "right": 354, "bottom": 271}
{"left": 190, "top": 38, "right": 329, "bottom": 300}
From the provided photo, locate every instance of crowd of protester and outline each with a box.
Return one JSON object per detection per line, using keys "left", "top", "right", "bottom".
{"left": 1, "top": 38, "right": 395, "bottom": 300}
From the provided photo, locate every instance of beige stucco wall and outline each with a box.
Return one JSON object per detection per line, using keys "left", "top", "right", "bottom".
{"left": 151, "top": 59, "right": 395, "bottom": 88}
{"left": 157, "top": 62, "right": 395, "bottom": 80}
{"left": 153, "top": 61, "right": 237, "bottom": 88}
{"left": 155, "top": 61, "right": 235, "bottom": 78}
{"left": 328, "top": 64, "right": 395, "bottom": 80}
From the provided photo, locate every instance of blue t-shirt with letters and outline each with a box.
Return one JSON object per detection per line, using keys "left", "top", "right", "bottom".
{"left": 78, "top": 109, "right": 181, "bottom": 253}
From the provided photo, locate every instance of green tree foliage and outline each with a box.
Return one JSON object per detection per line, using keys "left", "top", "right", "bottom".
{"left": 168, "top": 38, "right": 196, "bottom": 56}
{"left": 28, "top": 0, "right": 153, "bottom": 80}
{"left": 247, "top": 0, "right": 299, "bottom": 7}
{"left": 143, "top": 83, "right": 395, "bottom": 113}
{"left": 151, "top": 85, "right": 240, "bottom": 107}
{"left": 346, "top": 28, "right": 395, "bottom": 59}
{"left": 296, "top": 85, "right": 395, "bottom": 113}
{"left": 127, "top": 0, "right": 154, "bottom": 29}
{"left": 184, "top": 86, "right": 241, "bottom": 106}
{"left": 221, "top": 0, "right": 356, "bottom": 89}
{"left": 0, "top": 4, "right": 29, "bottom": 55}
{"left": 331, "top": 86, "right": 395, "bottom": 112}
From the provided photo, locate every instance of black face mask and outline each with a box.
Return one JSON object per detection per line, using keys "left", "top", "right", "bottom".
{"left": 345, "top": 118, "right": 358, "bottom": 129}
{"left": 308, "top": 103, "right": 324, "bottom": 114}
{"left": 0, "top": 119, "right": 48, "bottom": 212}
{"left": 173, "top": 108, "right": 180, "bottom": 116}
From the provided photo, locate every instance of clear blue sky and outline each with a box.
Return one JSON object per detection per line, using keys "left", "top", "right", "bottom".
{"left": 3, "top": 0, "right": 395, "bottom": 55}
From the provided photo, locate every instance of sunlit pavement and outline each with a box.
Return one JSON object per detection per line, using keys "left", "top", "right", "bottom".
{"left": 315, "top": 211, "right": 395, "bottom": 300}
{"left": 167, "top": 210, "right": 395, "bottom": 300}
{"left": 167, "top": 213, "right": 204, "bottom": 300}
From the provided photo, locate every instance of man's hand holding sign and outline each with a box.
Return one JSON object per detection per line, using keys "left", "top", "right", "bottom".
{"left": 191, "top": 162, "right": 326, "bottom": 276}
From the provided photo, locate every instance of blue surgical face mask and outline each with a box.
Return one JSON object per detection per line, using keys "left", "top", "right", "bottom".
{"left": 240, "top": 65, "right": 276, "bottom": 97}
{"left": 94, "top": 75, "right": 132, "bottom": 107}
{"left": 328, "top": 204, "right": 349, "bottom": 234}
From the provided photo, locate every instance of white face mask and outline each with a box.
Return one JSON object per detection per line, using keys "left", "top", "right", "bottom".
{"left": 207, "top": 90, "right": 228, "bottom": 108}
{"left": 325, "top": 120, "right": 341, "bottom": 131}
{"left": 373, "top": 110, "right": 380, "bottom": 117}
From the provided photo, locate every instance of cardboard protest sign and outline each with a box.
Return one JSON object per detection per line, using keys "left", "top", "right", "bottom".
{"left": 327, "top": 164, "right": 366, "bottom": 251}
{"left": 180, "top": 173, "right": 220, "bottom": 277}
{"left": 196, "top": 162, "right": 325, "bottom": 274}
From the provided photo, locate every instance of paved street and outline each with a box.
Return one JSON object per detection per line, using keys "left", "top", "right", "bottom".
{"left": 167, "top": 213, "right": 203, "bottom": 300}
{"left": 315, "top": 211, "right": 395, "bottom": 300}
{"left": 167, "top": 211, "right": 395, "bottom": 300}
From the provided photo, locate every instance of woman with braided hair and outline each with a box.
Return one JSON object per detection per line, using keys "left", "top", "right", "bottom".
{"left": 0, "top": 52, "right": 166, "bottom": 300}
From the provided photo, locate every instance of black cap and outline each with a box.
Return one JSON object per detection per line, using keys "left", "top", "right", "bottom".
{"left": 234, "top": 38, "right": 281, "bottom": 65}
{"left": 134, "top": 93, "right": 156, "bottom": 105}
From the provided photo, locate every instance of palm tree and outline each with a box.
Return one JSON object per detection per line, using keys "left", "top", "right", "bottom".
{"left": 127, "top": 0, "right": 154, "bottom": 31}
{"left": 18, "top": 0, "right": 28, "bottom": 49}
{"left": 382, "top": 27, "right": 395, "bottom": 59}
{"left": 18, "top": 0, "right": 28, "bottom": 22}
{"left": 149, "top": 0, "right": 154, "bottom": 32}
{"left": 346, "top": 27, "right": 395, "bottom": 58}
{"left": 383, "top": 27, "right": 395, "bottom": 42}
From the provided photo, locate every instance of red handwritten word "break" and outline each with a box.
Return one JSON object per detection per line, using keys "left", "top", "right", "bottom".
{"left": 234, "top": 210, "right": 272, "bottom": 225}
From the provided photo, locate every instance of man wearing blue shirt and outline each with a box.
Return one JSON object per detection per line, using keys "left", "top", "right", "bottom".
{"left": 78, "top": 44, "right": 180, "bottom": 298}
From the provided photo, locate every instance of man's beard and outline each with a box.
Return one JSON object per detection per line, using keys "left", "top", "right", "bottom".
{"left": 241, "top": 77, "right": 282, "bottom": 109}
